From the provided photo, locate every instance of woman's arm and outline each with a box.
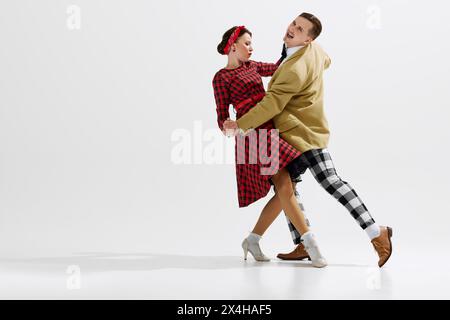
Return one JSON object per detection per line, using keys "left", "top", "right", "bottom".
{"left": 254, "top": 60, "right": 280, "bottom": 77}
{"left": 212, "top": 73, "right": 231, "bottom": 132}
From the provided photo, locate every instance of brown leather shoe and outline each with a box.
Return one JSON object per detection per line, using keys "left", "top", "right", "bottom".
{"left": 277, "top": 243, "right": 311, "bottom": 261}
{"left": 371, "top": 226, "right": 393, "bottom": 268}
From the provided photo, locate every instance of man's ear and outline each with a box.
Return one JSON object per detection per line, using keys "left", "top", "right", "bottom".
{"left": 304, "top": 37, "right": 313, "bottom": 44}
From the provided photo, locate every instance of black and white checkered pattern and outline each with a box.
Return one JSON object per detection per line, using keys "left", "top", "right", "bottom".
{"left": 286, "top": 148, "right": 376, "bottom": 244}
{"left": 285, "top": 188, "right": 310, "bottom": 244}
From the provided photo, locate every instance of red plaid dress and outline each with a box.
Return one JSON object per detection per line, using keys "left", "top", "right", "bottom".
{"left": 213, "top": 60, "right": 302, "bottom": 207}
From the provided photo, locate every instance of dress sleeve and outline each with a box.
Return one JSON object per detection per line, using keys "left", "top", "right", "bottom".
{"left": 254, "top": 59, "right": 282, "bottom": 77}
{"left": 212, "top": 72, "right": 231, "bottom": 131}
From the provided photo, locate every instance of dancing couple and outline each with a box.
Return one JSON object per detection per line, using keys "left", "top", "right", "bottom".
{"left": 212, "top": 13, "right": 393, "bottom": 268}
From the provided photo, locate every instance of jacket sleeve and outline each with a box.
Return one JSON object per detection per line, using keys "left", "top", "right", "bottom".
{"left": 236, "top": 68, "right": 304, "bottom": 132}
{"left": 212, "top": 73, "right": 231, "bottom": 131}
{"left": 324, "top": 54, "right": 331, "bottom": 70}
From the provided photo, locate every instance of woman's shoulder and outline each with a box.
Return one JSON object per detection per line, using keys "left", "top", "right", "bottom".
{"left": 213, "top": 61, "right": 255, "bottom": 82}
{"left": 213, "top": 67, "right": 236, "bottom": 83}
{"left": 214, "top": 68, "right": 228, "bottom": 76}
{"left": 213, "top": 69, "right": 227, "bottom": 83}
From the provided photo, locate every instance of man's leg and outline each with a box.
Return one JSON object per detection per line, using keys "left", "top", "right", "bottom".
{"left": 277, "top": 182, "right": 312, "bottom": 261}
{"left": 285, "top": 182, "right": 310, "bottom": 245}
{"left": 303, "top": 148, "right": 377, "bottom": 232}
{"left": 303, "top": 148, "right": 393, "bottom": 267}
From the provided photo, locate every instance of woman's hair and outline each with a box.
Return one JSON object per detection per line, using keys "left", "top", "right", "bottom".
{"left": 217, "top": 26, "right": 252, "bottom": 55}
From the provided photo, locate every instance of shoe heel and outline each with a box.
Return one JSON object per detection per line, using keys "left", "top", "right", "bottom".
{"left": 242, "top": 240, "right": 248, "bottom": 261}
{"left": 387, "top": 227, "right": 393, "bottom": 238}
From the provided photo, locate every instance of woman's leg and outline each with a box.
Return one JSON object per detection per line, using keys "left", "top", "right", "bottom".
{"left": 251, "top": 181, "right": 298, "bottom": 236}
{"left": 251, "top": 193, "right": 282, "bottom": 236}
{"left": 243, "top": 181, "right": 297, "bottom": 262}
{"left": 271, "top": 168, "right": 327, "bottom": 267}
{"left": 271, "top": 168, "right": 309, "bottom": 235}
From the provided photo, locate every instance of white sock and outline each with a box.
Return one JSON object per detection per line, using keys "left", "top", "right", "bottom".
{"left": 365, "top": 223, "right": 381, "bottom": 240}
{"left": 300, "top": 231, "right": 315, "bottom": 244}
{"left": 247, "top": 232, "right": 262, "bottom": 244}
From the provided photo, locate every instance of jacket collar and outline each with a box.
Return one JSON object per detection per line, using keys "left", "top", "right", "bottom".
{"left": 283, "top": 43, "right": 310, "bottom": 64}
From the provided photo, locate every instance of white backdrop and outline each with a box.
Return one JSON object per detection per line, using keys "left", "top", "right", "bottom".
{"left": 1, "top": 0, "right": 449, "bottom": 267}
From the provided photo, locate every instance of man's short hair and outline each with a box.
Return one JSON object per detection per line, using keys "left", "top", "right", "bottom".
{"left": 300, "top": 12, "right": 322, "bottom": 40}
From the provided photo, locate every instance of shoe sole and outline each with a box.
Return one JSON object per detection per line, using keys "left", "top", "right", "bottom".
{"left": 276, "top": 255, "right": 311, "bottom": 261}
{"left": 312, "top": 263, "right": 327, "bottom": 268}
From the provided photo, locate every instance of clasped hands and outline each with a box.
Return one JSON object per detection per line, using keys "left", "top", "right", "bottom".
{"left": 222, "top": 118, "right": 241, "bottom": 137}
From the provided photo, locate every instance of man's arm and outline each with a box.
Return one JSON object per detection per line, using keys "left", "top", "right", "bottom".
{"left": 324, "top": 54, "right": 331, "bottom": 70}
{"left": 236, "top": 68, "right": 304, "bottom": 132}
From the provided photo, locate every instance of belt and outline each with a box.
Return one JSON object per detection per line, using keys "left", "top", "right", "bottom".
{"left": 233, "top": 93, "right": 265, "bottom": 114}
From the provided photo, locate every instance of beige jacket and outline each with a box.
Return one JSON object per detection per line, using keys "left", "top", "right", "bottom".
{"left": 236, "top": 42, "right": 331, "bottom": 153}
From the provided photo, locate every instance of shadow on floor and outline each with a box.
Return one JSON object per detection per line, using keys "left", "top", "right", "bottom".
{"left": 0, "top": 252, "right": 377, "bottom": 275}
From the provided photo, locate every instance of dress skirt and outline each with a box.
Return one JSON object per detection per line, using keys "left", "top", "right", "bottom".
{"left": 234, "top": 93, "right": 302, "bottom": 207}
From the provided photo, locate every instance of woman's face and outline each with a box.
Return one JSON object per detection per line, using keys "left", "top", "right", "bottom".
{"left": 230, "top": 33, "right": 253, "bottom": 61}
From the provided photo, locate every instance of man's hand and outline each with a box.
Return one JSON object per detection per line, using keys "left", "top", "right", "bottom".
{"left": 223, "top": 119, "right": 238, "bottom": 130}
{"left": 223, "top": 118, "right": 240, "bottom": 137}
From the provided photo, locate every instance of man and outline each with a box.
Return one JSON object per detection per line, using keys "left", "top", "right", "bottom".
{"left": 224, "top": 12, "right": 393, "bottom": 267}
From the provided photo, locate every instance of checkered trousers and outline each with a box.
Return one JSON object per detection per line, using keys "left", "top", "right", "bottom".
{"left": 285, "top": 148, "right": 376, "bottom": 244}
{"left": 285, "top": 188, "right": 311, "bottom": 245}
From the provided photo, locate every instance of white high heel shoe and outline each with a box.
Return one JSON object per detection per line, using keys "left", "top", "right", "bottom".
{"left": 301, "top": 232, "right": 327, "bottom": 268}
{"left": 242, "top": 238, "right": 271, "bottom": 262}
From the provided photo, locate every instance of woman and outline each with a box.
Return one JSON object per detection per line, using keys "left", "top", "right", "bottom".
{"left": 212, "top": 26, "right": 327, "bottom": 267}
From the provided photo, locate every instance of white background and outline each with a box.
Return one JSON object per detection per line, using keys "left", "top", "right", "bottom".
{"left": 1, "top": 0, "right": 450, "bottom": 299}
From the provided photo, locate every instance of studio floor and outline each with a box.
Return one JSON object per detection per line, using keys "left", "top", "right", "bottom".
{"left": 1, "top": 248, "right": 448, "bottom": 300}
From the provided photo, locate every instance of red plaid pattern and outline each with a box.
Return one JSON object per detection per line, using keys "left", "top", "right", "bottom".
{"left": 212, "top": 60, "right": 302, "bottom": 207}
{"left": 213, "top": 59, "right": 283, "bottom": 131}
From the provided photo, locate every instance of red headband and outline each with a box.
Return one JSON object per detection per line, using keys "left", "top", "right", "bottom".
{"left": 223, "top": 26, "right": 245, "bottom": 55}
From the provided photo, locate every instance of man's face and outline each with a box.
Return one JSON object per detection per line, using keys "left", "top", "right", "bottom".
{"left": 283, "top": 16, "right": 314, "bottom": 48}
